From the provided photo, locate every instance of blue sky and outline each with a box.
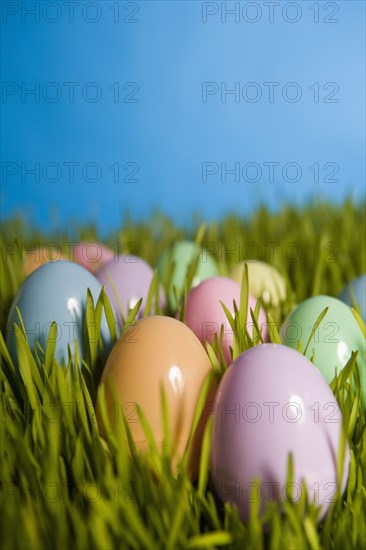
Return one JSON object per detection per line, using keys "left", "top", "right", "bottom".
{"left": 1, "top": 1, "right": 365, "bottom": 233}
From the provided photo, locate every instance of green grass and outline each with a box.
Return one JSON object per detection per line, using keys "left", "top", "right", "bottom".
{"left": 1, "top": 201, "right": 365, "bottom": 549}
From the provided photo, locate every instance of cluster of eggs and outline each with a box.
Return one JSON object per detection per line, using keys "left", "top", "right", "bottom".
{"left": 7, "top": 240, "right": 365, "bottom": 520}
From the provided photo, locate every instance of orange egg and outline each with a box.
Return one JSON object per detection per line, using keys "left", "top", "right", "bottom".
{"left": 22, "top": 247, "right": 65, "bottom": 277}
{"left": 97, "top": 316, "right": 214, "bottom": 476}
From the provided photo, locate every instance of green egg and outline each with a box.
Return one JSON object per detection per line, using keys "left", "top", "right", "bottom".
{"left": 157, "top": 240, "right": 219, "bottom": 310}
{"left": 281, "top": 295, "right": 365, "bottom": 407}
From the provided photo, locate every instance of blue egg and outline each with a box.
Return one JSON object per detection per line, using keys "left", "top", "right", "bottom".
{"left": 338, "top": 275, "right": 366, "bottom": 323}
{"left": 6, "top": 261, "right": 113, "bottom": 365}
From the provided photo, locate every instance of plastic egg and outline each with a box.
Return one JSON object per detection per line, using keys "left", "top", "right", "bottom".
{"left": 97, "top": 316, "right": 213, "bottom": 476}
{"left": 157, "top": 240, "right": 219, "bottom": 310}
{"left": 73, "top": 241, "right": 114, "bottom": 272}
{"left": 338, "top": 275, "right": 366, "bottom": 323}
{"left": 185, "top": 276, "right": 269, "bottom": 364}
{"left": 22, "top": 247, "right": 65, "bottom": 277}
{"left": 96, "top": 255, "right": 166, "bottom": 324}
{"left": 281, "top": 296, "right": 365, "bottom": 404}
{"left": 230, "top": 261, "right": 286, "bottom": 306}
{"left": 6, "top": 261, "right": 113, "bottom": 365}
{"left": 210, "top": 344, "right": 349, "bottom": 521}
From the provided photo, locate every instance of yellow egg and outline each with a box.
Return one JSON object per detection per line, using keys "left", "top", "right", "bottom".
{"left": 22, "top": 247, "right": 65, "bottom": 278}
{"left": 230, "top": 261, "right": 286, "bottom": 306}
{"left": 97, "top": 316, "right": 213, "bottom": 477}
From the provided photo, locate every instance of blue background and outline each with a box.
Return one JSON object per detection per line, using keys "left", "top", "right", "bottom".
{"left": 1, "top": 0, "right": 365, "bottom": 233}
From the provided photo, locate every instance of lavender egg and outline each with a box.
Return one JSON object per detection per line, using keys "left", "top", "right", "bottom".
{"left": 96, "top": 255, "right": 166, "bottom": 324}
{"left": 210, "top": 344, "right": 349, "bottom": 521}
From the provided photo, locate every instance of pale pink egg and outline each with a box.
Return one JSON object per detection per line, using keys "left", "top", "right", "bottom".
{"left": 73, "top": 242, "right": 114, "bottom": 272}
{"left": 185, "top": 276, "right": 268, "bottom": 364}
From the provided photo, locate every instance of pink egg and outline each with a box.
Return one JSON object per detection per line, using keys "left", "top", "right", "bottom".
{"left": 73, "top": 242, "right": 114, "bottom": 272}
{"left": 185, "top": 276, "right": 268, "bottom": 364}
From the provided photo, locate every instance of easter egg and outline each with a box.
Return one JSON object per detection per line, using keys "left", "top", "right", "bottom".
{"left": 73, "top": 241, "right": 114, "bottom": 272}
{"left": 281, "top": 296, "right": 365, "bottom": 404}
{"left": 230, "top": 261, "right": 286, "bottom": 306}
{"left": 97, "top": 316, "right": 213, "bottom": 476}
{"left": 22, "top": 246, "right": 65, "bottom": 277}
{"left": 6, "top": 261, "right": 113, "bottom": 365}
{"left": 157, "top": 240, "right": 219, "bottom": 310}
{"left": 210, "top": 344, "right": 349, "bottom": 520}
{"left": 185, "top": 276, "right": 269, "bottom": 364}
{"left": 96, "top": 255, "right": 166, "bottom": 324}
{"left": 338, "top": 275, "right": 366, "bottom": 323}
